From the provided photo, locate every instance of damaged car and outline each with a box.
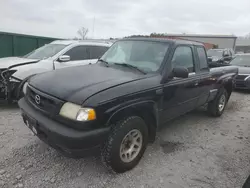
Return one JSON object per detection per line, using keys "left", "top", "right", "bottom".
{"left": 0, "top": 40, "right": 112, "bottom": 103}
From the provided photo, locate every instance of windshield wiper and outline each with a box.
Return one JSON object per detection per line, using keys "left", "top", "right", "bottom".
{"left": 114, "top": 63, "right": 146, "bottom": 74}
{"left": 98, "top": 59, "right": 109, "bottom": 66}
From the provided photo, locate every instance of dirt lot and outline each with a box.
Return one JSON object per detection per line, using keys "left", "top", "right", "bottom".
{"left": 0, "top": 91, "right": 249, "bottom": 188}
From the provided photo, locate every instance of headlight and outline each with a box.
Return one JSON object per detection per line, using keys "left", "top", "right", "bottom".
{"left": 2, "top": 70, "right": 17, "bottom": 79}
{"left": 22, "top": 82, "right": 28, "bottom": 95}
{"left": 59, "top": 102, "right": 96, "bottom": 121}
{"left": 9, "top": 77, "right": 20, "bottom": 82}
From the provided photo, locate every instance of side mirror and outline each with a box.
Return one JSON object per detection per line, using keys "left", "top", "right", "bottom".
{"left": 172, "top": 67, "right": 189, "bottom": 78}
{"left": 58, "top": 55, "right": 70, "bottom": 62}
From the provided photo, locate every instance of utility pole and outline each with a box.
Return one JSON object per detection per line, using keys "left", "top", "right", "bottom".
{"left": 92, "top": 16, "right": 95, "bottom": 39}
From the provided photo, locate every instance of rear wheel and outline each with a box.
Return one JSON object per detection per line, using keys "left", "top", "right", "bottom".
{"left": 207, "top": 88, "right": 228, "bottom": 117}
{"left": 101, "top": 116, "right": 148, "bottom": 173}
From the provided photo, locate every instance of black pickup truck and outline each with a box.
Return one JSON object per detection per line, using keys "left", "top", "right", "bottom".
{"left": 18, "top": 38, "right": 238, "bottom": 173}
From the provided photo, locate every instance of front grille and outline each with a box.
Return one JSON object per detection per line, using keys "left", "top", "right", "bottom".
{"left": 235, "top": 80, "right": 246, "bottom": 88}
{"left": 26, "top": 86, "right": 64, "bottom": 116}
{"left": 236, "top": 75, "right": 248, "bottom": 80}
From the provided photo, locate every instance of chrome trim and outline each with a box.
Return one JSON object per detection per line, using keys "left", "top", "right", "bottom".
{"left": 244, "top": 75, "right": 250, "bottom": 81}
{"left": 210, "top": 89, "right": 218, "bottom": 93}
{"left": 188, "top": 72, "right": 196, "bottom": 76}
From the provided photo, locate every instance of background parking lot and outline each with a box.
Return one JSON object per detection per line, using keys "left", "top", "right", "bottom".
{"left": 0, "top": 92, "right": 249, "bottom": 188}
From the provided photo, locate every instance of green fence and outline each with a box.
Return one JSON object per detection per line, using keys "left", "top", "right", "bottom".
{"left": 0, "top": 32, "right": 59, "bottom": 58}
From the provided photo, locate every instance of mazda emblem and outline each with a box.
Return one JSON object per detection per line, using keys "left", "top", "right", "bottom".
{"left": 35, "top": 95, "right": 41, "bottom": 105}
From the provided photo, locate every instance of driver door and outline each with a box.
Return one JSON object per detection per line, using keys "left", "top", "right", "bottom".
{"left": 54, "top": 46, "right": 91, "bottom": 69}
{"left": 160, "top": 45, "right": 200, "bottom": 123}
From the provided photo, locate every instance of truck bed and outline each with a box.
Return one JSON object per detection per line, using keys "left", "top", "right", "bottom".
{"left": 210, "top": 65, "right": 238, "bottom": 76}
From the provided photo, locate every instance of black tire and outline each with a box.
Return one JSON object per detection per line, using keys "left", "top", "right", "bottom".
{"left": 207, "top": 88, "right": 228, "bottom": 117}
{"left": 101, "top": 116, "right": 148, "bottom": 173}
{"left": 243, "top": 175, "right": 250, "bottom": 188}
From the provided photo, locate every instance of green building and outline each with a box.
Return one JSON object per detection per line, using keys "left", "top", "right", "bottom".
{"left": 0, "top": 31, "right": 59, "bottom": 58}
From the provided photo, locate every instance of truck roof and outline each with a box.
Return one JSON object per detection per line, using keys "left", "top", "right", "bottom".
{"left": 51, "top": 40, "right": 113, "bottom": 46}
{"left": 236, "top": 53, "right": 250, "bottom": 56}
{"left": 208, "top": 48, "right": 233, "bottom": 51}
{"left": 121, "top": 37, "right": 204, "bottom": 46}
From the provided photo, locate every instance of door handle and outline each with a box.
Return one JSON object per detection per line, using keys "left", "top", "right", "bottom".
{"left": 194, "top": 82, "right": 199, "bottom": 86}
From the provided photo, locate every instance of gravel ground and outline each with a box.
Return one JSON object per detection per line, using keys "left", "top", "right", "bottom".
{"left": 0, "top": 91, "right": 249, "bottom": 188}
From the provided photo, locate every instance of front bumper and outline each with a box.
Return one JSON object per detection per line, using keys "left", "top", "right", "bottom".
{"left": 18, "top": 98, "right": 110, "bottom": 156}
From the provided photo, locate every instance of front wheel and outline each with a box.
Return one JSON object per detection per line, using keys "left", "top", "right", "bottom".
{"left": 101, "top": 116, "right": 148, "bottom": 173}
{"left": 207, "top": 88, "right": 228, "bottom": 117}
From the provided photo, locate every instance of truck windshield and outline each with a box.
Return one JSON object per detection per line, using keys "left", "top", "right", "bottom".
{"left": 24, "top": 44, "right": 66, "bottom": 60}
{"left": 207, "top": 49, "right": 223, "bottom": 57}
{"left": 101, "top": 40, "right": 169, "bottom": 73}
{"left": 230, "top": 55, "right": 250, "bottom": 66}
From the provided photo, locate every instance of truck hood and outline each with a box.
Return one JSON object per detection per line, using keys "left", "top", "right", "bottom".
{"left": 0, "top": 57, "right": 38, "bottom": 69}
{"left": 29, "top": 63, "right": 145, "bottom": 104}
{"left": 238, "top": 66, "right": 250, "bottom": 75}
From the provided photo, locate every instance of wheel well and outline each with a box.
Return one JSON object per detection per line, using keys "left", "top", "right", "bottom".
{"left": 224, "top": 81, "right": 233, "bottom": 100}
{"left": 16, "top": 74, "right": 36, "bottom": 99}
{"left": 108, "top": 107, "right": 157, "bottom": 143}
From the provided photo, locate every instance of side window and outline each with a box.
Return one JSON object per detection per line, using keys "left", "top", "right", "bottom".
{"left": 89, "top": 46, "right": 109, "bottom": 59}
{"left": 197, "top": 47, "right": 208, "bottom": 70}
{"left": 172, "top": 46, "right": 194, "bottom": 73}
{"left": 64, "top": 46, "right": 90, "bottom": 61}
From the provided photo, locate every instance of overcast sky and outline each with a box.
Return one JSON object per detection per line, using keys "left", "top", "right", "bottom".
{"left": 0, "top": 0, "right": 249, "bottom": 39}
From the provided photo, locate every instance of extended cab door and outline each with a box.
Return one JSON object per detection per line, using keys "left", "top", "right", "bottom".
{"left": 54, "top": 45, "right": 91, "bottom": 69}
{"left": 195, "top": 46, "right": 214, "bottom": 106}
{"left": 161, "top": 45, "right": 201, "bottom": 123}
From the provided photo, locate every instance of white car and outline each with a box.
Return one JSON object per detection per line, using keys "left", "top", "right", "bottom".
{"left": 0, "top": 40, "right": 112, "bottom": 102}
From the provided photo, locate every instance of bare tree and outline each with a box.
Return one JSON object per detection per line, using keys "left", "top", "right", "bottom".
{"left": 77, "top": 27, "right": 89, "bottom": 39}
